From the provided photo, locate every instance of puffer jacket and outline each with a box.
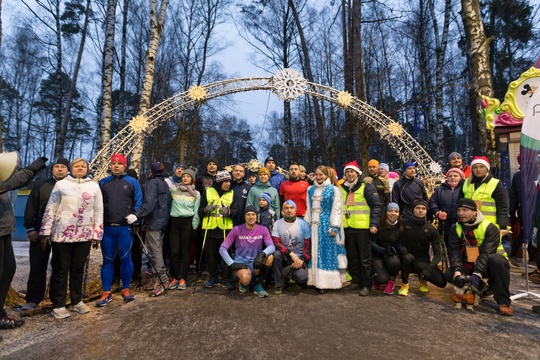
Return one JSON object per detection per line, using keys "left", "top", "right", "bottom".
{"left": 134, "top": 173, "right": 171, "bottom": 231}
{"left": 40, "top": 175, "right": 104, "bottom": 243}
{"left": 0, "top": 168, "right": 36, "bottom": 237}
{"left": 246, "top": 181, "right": 280, "bottom": 219}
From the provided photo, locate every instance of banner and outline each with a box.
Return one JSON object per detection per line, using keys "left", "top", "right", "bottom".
{"left": 520, "top": 82, "right": 540, "bottom": 245}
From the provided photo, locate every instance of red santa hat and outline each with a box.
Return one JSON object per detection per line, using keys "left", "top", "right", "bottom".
{"left": 470, "top": 156, "right": 490, "bottom": 170}
{"left": 343, "top": 160, "right": 362, "bottom": 176}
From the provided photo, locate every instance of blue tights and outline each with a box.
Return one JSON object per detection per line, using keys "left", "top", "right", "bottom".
{"left": 101, "top": 226, "right": 133, "bottom": 291}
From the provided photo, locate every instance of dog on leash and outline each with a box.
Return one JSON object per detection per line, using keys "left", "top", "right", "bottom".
{"left": 452, "top": 275, "right": 480, "bottom": 311}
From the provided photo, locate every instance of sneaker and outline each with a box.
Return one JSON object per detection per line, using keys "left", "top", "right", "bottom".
{"left": 121, "top": 289, "right": 135, "bottom": 303}
{"left": 239, "top": 283, "right": 249, "bottom": 293}
{"left": 274, "top": 287, "right": 284, "bottom": 295}
{"left": 372, "top": 280, "right": 381, "bottom": 290}
{"left": 51, "top": 307, "right": 70, "bottom": 319}
{"left": 419, "top": 280, "right": 429, "bottom": 293}
{"left": 178, "top": 279, "right": 187, "bottom": 290}
{"left": 150, "top": 281, "right": 170, "bottom": 297}
{"left": 70, "top": 301, "right": 90, "bottom": 314}
{"left": 169, "top": 278, "right": 179, "bottom": 290}
{"left": 204, "top": 278, "right": 220, "bottom": 288}
{"left": 398, "top": 284, "right": 409, "bottom": 296}
{"left": 95, "top": 292, "right": 112, "bottom": 307}
{"left": 0, "top": 314, "right": 25, "bottom": 329}
{"left": 20, "top": 302, "right": 37, "bottom": 311}
{"left": 346, "top": 271, "right": 352, "bottom": 282}
{"left": 143, "top": 278, "right": 156, "bottom": 291}
{"left": 222, "top": 280, "right": 236, "bottom": 291}
{"left": 359, "top": 287, "right": 371, "bottom": 297}
{"left": 498, "top": 304, "right": 514, "bottom": 316}
{"left": 384, "top": 280, "right": 395, "bottom": 295}
{"left": 254, "top": 284, "right": 268, "bottom": 298}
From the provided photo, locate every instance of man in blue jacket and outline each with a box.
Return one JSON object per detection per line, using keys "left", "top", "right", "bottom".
{"left": 265, "top": 156, "right": 286, "bottom": 192}
{"left": 127, "top": 161, "right": 171, "bottom": 297}
{"left": 96, "top": 154, "right": 143, "bottom": 306}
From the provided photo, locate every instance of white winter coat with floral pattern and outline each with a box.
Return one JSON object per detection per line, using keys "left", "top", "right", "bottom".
{"left": 40, "top": 175, "right": 104, "bottom": 243}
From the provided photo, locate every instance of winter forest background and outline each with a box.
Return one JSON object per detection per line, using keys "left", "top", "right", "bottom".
{"left": 0, "top": 0, "right": 539, "bottom": 178}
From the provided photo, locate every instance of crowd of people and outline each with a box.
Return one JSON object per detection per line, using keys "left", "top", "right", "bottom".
{"left": 1, "top": 150, "right": 540, "bottom": 336}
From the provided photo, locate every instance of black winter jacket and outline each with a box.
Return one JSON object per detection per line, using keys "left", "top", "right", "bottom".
{"left": 24, "top": 177, "right": 59, "bottom": 233}
{"left": 134, "top": 174, "right": 170, "bottom": 231}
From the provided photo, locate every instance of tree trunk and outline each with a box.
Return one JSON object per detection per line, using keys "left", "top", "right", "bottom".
{"left": 130, "top": 0, "right": 169, "bottom": 174}
{"left": 460, "top": 0, "right": 493, "bottom": 155}
{"left": 100, "top": 0, "right": 118, "bottom": 150}
{"left": 118, "top": 0, "right": 129, "bottom": 130}
{"left": 53, "top": 0, "right": 63, "bottom": 158}
{"left": 57, "top": 0, "right": 92, "bottom": 158}
{"left": 0, "top": 0, "right": 3, "bottom": 151}
{"left": 288, "top": 0, "right": 328, "bottom": 164}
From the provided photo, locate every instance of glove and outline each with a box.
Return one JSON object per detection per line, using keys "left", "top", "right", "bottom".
{"left": 469, "top": 274, "right": 481, "bottom": 294}
{"left": 91, "top": 239, "right": 100, "bottom": 249}
{"left": 230, "top": 262, "right": 248, "bottom": 271}
{"left": 26, "top": 157, "right": 48, "bottom": 173}
{"left": 253, "top": 251, "right": 267, "bottom": 269}
{"left": 453, "top": 274, "right": 468, "bottom": 288}
{"left": 218, "top": 206, "right": 230, "bottom": 216}
{"left": 419, "top": 269, "right": 432, "bottom": 280}
{"left": 126, "top": 214, "right": 138, "bottom": 224}
{"left": 40, "top": 236, "right": 51, "bottom": 251}
{"left": 204, "top": 204, "right": 216, "bottom": 213}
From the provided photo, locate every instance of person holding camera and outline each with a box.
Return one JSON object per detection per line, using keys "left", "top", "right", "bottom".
{"left": 341, "top": 161, "right": 382, "bottom": 296}
{"left": 370, "top": 203, "right": 406, "bottom": 295}
{"left": 271, "top": 200, "right": 311, "bottom": 295}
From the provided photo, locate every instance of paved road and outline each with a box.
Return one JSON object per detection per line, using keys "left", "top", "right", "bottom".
{"left": 1, "top": 272, "right": 540, "bottom": 359}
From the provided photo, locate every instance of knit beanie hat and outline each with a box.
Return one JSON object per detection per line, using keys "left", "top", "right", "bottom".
{"left": 244, "top": 205, "right": 258, "bottom": 216}
{"left": 411, "top": 198, "right": 428, "bottom": 209}
{"left": 258, "top": 167, "right": 271, "bottom": 177}
{"left": 283, "top": 199, "right": 297, "bottom": 209}
{"left": 387, "top": 202, "right": 399, "bottom": 212}
{"left": 367, "top": 159, "right": 380, "bottom": 168}
{"left": 206, "top": 158, "right": 218, "bottom": 167}
{"left": 215, "top": 170, "right": 231, "bottom": 183}
{"left": 388, "top": 171, "right": 399, "bottom": 179}
{"left": 54, "top": 157, "right": 70, "bottom": 170}
{"left": 264, "top": 156, "right": 276, "bottom": 166}
{"left": 379, "top": 163, "right": 389, "bottom": 172}
{"left": 343, "top": 160, "right": 361, "bottom": 175}
{"left": 111, "top": 154, "right": 127, "bottom": 167}
{"left": 457, "top": 198, "right": 477, "bottom": 211}
{"left": 403, "top": 162, "right": 417, "bottom": 171}
{"left": 470, "top": 156, "right": 490, "bottom": 170}
{"left": 126, "top": 169, "right": 138, "bottom": 181}
{"left": 259, "top": 192, "right": 272, "bottom": 204}
{"left": 445, "top": 168, "right": 465, "bottom": 179}
{"left": 151, "top": 161, "right": 164, "bottom": 174}
{"left": 183, "top": 169, "right": 196, "bottom": 182}
{"left": 448, "top": 152, "right": 462, "bottom": 161}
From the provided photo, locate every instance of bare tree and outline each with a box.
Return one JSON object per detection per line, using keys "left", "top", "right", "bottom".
{"left": 130, "top": 0, "right": 169, "bottom": 173}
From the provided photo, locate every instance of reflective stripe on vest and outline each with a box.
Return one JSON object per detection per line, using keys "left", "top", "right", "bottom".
{"left": 463, "top": 178, "right": 499, "bottom": 226}
{"left": 202, "top": 188, "right": 234, "bottom": 230}
{"left": 456, "top": 220, "right": 507, "bottom": 259}
{"left": 342, "top": 184, "right": 370, "bottom": 229}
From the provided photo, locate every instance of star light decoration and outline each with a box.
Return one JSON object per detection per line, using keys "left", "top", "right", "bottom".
{"left": 337, "top": 91, "right": 353, "bottom": 108}
{"left": 129, "top": 115, "right": 149, "bottom": 133}
{"left": 188, "top": 85, "right": 207, "bottom": 101}
{"left": 429, "top": 162, "right": 442, "bottom": 174}
{"left": 387, "top": 122, "right": 404, "bottom": 137}
{"left": 272, "top": 68, "right": 307, "bottom": 101}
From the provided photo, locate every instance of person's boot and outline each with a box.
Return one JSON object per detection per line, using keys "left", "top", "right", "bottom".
{"left": 359, "top": 286, "right": 371, "bottom": 297}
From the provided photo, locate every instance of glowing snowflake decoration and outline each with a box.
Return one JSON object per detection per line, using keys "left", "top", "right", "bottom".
{"left": 188, "top": 85, "right": 207, "bottom": 101}
{"left": 272, "top": 68, "right": 307, "bottom": 101}
{"left": 224, "top": 165, "right": 233, "bottom": 172}
{"left": 336, "top": 91, "right": 353, "bottom": 107}
{"left": 129, "top": 115, "right": 148, "bottom": 133}
{"left": 429, "top": 162, "right": 442, "bottom": 174}
{"left": 247, "top": 159, "right": 263, "bottom": 173}
{"left": 387, "top": 122, "right": 404, "bottom": 137}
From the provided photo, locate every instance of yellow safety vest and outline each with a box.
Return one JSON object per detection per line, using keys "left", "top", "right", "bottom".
{"left": 202, "top": 188, "right": 233, "bottom": 230}
{"left": 462, "top": 178, "right": 499, "bottom": 226}
{"left": 342, "top": 184, "right": 370, "bottom": 229}
{"left": 455, "top": 220, "right": 507, "bottom": 259}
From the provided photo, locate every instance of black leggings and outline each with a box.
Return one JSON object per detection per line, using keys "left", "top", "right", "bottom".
{"left": 169, "top": 216, "right": 193, "bottom": 280}
{"left": 372, "top": 253, "right": 401, "bottom": 284}
{"left": 400, "top": 253, "right": 447, "bottom": 288}
{"left": 0, "top": 235, "right": 16, "bottom": 316}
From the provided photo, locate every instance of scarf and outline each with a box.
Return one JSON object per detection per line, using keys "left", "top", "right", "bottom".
{"left": 177, "top": 183, "right": 197, "bottom": 198}
{"left": 343, "top": 177, "right": 359, "bottom": 189}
